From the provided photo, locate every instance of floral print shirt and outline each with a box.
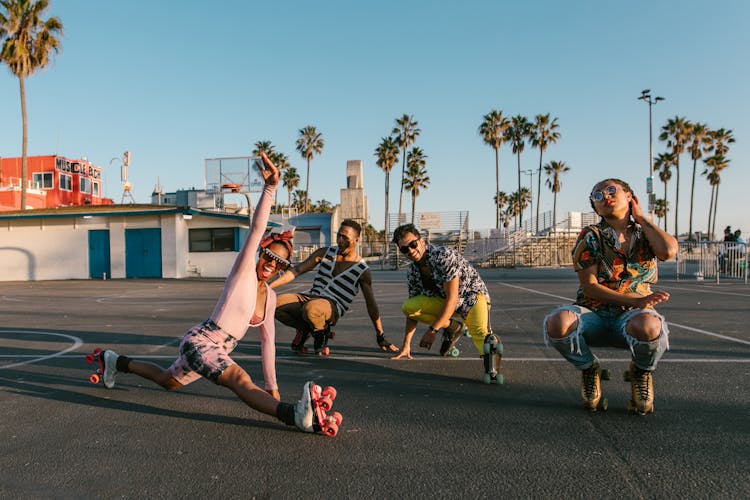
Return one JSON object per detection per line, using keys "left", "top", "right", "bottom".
{"left": 572, "top": 219, "right": 658, "bottom": 312}
{"left": 406, "top": 244, "right": 490, "bottom": 318}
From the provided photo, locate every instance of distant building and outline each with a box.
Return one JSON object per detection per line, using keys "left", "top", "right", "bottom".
{"left": 0, "top": 155, "right": 114, "bottom": 211}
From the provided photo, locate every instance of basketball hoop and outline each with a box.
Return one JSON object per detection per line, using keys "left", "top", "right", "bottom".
{"left": 221, "top": 183, "right": 242, "bottom": 193}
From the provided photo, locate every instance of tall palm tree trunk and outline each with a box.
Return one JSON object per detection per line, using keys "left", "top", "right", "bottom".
{"left": 688, "top": 159, "right": 698, "bottom": 240}
{"left": 495, "top": 147, "right": 499, "bottom": 229}
{"left": 516, "top": 153, "right": 522, "bottom": 229}
{"left": 536, "top": 150, "right": 543, "bottom": 233}
{"left": 552, "top": 191, "right": 558, "bottom": 234}
{"left": 304, "top": 159, "right": 311, "bottom": 212}
{"left": 712, "top": 184, "right": 720, "bottom": 240}
{"left": 384, "top": 171, "right": 390, "bottom": 259}
{"left": 674, "top": 163, "right": 680, "bottom": 238}
{"left": 398, "top": 150, "right": 406, "bottom": 221}
{"left": 20, "top": 76, "right": 28, "bottom": 210}
{"left": 706, "top": 185, "right": 716, "bottom": 240}
{"left": 411, "top": 193, "right": 416, "bottom": 224}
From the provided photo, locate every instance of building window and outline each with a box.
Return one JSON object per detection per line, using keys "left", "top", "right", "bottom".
{"left": 60, "top": 173, "right": 73, "bottom": 191}
{"left": 80, "top": 177, "right": 92, "bottom": 194}
{"left": 32, "top": 172, "right": 54, "bottom": 189}
{"left": 92, "top": 181, "right": 100, "bottom": 197}
{"left": 189, "top": 228, "right": 237, "bottom": 252}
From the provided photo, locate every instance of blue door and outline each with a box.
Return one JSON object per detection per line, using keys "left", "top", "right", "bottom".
{"left": 88, "top": 230, "right": 111, "bottom": 279}
{"left": 125, "top": 228, "right": 162, "bottom": 278}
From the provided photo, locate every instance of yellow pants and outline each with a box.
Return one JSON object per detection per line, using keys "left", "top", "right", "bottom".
{"left": 402, "top": 294, "right": 490, "bottom": 354}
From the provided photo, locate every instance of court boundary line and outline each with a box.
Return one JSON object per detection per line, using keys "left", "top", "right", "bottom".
{"left": 0, "top": 330, "right": 83, "bottom": 370}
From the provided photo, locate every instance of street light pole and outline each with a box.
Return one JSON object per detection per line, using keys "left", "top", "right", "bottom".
{"left": 638, "top": 89, "right": 664, "bottom": 217}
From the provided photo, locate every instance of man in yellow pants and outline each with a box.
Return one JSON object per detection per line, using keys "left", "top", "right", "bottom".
{"left": 391, "top": 224, "right": 502, "bottom": 383}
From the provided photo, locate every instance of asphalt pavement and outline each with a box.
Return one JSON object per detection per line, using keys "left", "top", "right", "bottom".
{"left": 1, "top": 267, "right": 748, "bottom": 499}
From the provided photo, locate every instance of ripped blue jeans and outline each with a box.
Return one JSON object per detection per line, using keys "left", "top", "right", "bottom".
{"left": 543, "top": 305, "right": 669, "bottom": 371}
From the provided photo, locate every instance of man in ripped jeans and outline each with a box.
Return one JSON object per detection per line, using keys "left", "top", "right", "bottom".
{"left": 543, "top": 178, "right": 678, "bottom": 415}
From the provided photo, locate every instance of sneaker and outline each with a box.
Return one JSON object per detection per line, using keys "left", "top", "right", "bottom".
{"left": 102, "top": 350, "right": 119, "bottom": 389}
{"left": 294, "top": 381, "right": 315, "bottom": 432}
{"left": 626, "top": 363, "right": 654, "bottom": 415}
{"left": 581, "top": 363, "right": 602, "bottom": 411}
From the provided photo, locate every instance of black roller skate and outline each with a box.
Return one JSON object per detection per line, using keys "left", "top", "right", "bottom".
{"left": 291, "top": 329, "right": 311, "bottom": 355}
{"left": 481, "top": 333, "right": 504, "bottom": 385}
{"left": 313, "top": 327, "right": 335, "bottom": 356}
{"left": 439, "top": 318, "right": 467, "bottom": 357}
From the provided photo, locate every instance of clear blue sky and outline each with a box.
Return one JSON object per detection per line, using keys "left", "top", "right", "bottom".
{"left": 1, "top": 0, "right": 747, "bottom": 236}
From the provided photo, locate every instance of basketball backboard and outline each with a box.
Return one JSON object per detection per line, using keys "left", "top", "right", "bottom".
{"left": 204, "top": 156, "right": 264, "bottom": 194}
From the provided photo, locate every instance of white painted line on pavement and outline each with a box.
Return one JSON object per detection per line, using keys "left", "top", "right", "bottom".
{"left": 0, "top": 330, "right": 83, "bottom": 370}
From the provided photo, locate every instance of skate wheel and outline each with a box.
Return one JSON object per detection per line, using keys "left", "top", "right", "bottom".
{"left": 463, "top": 328, "right": 470, "bottom": 337}
{"left": 495, "top": 343, "right": 504, "bottom": 356}
{"left": 330, "top": 411, "right": 343, "bottom": 426}
{"left": 319, "top": 396, "right": 333, "bottom": 411}
{"left": 92, "top": 348, "right": 102, "bottom": 355}
{"left": 84, "top": 353, "right": 95, "bottom": 364}
{"left": 601, "top": 369, "right": 611, "bottom": 381}
{"left": 449, "top": 347, "right": 459, "bottom": 358}
{"left": 483, "top": 373, "right": 491, "bottom": 384}
{"left": 89, "top": 373, "right": 100, "bottom": 384}
{"left": 483, "top": 343, "right": 491, "bottom": 355}
{"left": 321, "top": 347, "right": 330, "bottom": 356}
{"left": 323, "top": 422, "right": 339, "bottom": 437}
{"left": 496, "top": 373, "right": 504, "bottom": 385}
{"left": 321, "top": 386, "right": 337, "bottom": 400}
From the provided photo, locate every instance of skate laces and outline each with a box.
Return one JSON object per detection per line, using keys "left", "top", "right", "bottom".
{"left": 582, "top": 365, "right": 599, "bottom": 399}
{"left": 632, "top": 368, "right": 652, "bottom": 401}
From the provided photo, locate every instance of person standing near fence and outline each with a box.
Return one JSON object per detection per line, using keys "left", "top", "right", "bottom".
{"left": 543, "top": 178, "right": 677, "bottom": 415}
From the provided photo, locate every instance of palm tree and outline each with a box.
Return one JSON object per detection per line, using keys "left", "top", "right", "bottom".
{"left": 654, "top": 199, "right": 668, "bottom": 227}
{"left": 530, "top": 114, "right": 560, "bottom": 233}
{"left": 703, "top": 155, "right": 730, "bottom": 240}
{"left": 686, "top": 122, "right": 712, "bottom": 240}
{"left": 0, "top": 0, "right": 63, "bottom": 210}
{"left": 493, "top": 191, "right": 509, "bottom": 215}
{"left": 508, "top": 188, "right": 532, "bottom": 231}
{"left": 710, "top": 128, "right": 735, "bottom": 156}
{"left": 282, "top": 167, "right": 300, "bottom": 210}
{"left": 252, "top": 140, "right": 275, "bottom": 157}
{"left": 392, "top": 114, "right": 421, "bottom": 223}
{"left": 653, "top": 152, "right": 674, "bottom": 231}
{"left": 658, "top": 116, "right": 690, "bottom": 237}
{"left": 374, "top": 136, "right": 399, "bottom": 255}
{"left": 402, "top": 147, "right": 429, "bottom": 224}
{"left": 504, "top": 115, "right": 532, "bottom": 229}
{"left": 479, "top": 110, "right": 510, "bottom": 228}
{"left": 543, "top": 160, "right": 570, "bottom": 234}
{"left": 292, "top": 189, "right": 307, "bottom": 211}
{"left": 295, "top": 125, "right": 324, "bottom": 212}
{"left": 269, "top": 151, "right": 290, "bottom": 212}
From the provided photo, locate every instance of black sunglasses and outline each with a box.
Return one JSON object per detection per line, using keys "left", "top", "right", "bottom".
{"left": 398, "top": 239, "right": 420, "bottom": 254}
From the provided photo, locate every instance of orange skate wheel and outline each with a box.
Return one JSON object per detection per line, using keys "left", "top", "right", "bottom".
{"left": 84, "top": 354, "right": 95, "bottom": 364}
{"left": 89, "top": 374, "right": 100, "bottom": 384}
{"left": 321, "top": 386, "right": 337, "bottom": 400}
{"left": 321, "top": 347, "right": 330, "bottom": 356}
{"left": 319, "top": 396, "right": 332, "bottom": 411}
{"left": 311, "top": 384, "right": 322, "bottom": 398}
{"left": 323, "top": 422, "right": 339, "bottom": 437}
{"left": 92, "top": 348, "right": 102, "bottom": 355}
{"left": 330, "top": 411, "right": 343, "bottom": 426}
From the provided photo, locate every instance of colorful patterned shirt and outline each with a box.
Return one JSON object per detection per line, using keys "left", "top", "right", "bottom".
{"left": 406, "top": 244, "right": 490, "bottom": 318}
{"left": 572, "top": 219, "right": 658, "bottom": 312}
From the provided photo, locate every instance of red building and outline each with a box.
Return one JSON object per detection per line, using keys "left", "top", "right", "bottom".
{"left": 0, "top": 155, "right": 114, "bottom": 210}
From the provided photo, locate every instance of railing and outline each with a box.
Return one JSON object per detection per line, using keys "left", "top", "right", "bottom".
{"left": 676, "top": 241, "right": 748, "bottom": 283}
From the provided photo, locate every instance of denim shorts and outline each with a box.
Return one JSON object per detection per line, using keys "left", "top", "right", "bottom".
{"left": 543, "top": 304, "right": 670, "bottom": 371}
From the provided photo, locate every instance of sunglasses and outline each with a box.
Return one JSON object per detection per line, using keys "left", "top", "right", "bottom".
{"left": 590, "top": 185, "right": 619, "bottom": 202}
{"left": 398, "top": 239, "right": 420, "bottom": 254}
{"left": 261, "top": 247, "right": 290, "bottom": 269}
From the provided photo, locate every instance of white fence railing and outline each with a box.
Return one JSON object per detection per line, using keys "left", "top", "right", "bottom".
{"left": 676, "top": 241, "right": 748, "bottom": 283}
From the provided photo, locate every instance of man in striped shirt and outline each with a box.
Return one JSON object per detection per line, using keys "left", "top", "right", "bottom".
{"left": 271, "top": 219, "right": 397, "bottom": 355}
